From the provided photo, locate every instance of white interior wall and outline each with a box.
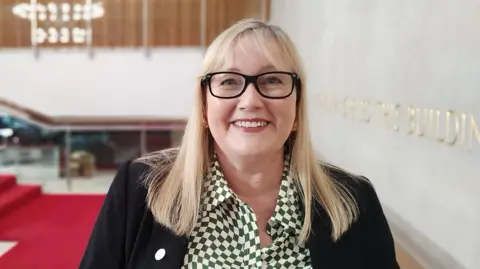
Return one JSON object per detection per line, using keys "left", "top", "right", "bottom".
{"left": 270, "top": 1, "right": 480, "bottom": 268}
{"left": 0, "top": 48, "right": 204, "bottom": 118}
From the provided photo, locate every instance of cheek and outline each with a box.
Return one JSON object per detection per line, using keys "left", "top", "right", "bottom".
{"left": 206, "top": 96, "right": 235, "bottom": 128}
{"left": 273, "top": 99, "right": 297, "bottom": 127}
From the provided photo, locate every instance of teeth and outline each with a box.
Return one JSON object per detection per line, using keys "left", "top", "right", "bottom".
{"left": 233, "top": 121, "right": 268, "bottom": 128}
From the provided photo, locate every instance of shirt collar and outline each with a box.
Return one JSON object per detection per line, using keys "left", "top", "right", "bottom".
{"left": 268, "top": 155, "right": 302, "bottom": 232}
{"left": 200, "top": 153, "right": 302, "bottom": 232}
{"left": 200, "top": 155, "right": 233, "bottom": 215}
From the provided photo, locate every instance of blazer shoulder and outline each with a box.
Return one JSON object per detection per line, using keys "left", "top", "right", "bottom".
{"left": 110, "top": 159, "right": 151, "bottom": 201}
{"left": 320, "top": 163, "right": 377, "bottom": 211}
{"left": 318, "top": 163, "right": 399, "bottom": 268}
{"left": 116, "top": 148, "right": 179, "bottom": 204}
{"left": 79, "top": 160, "right": 152, "bottom": 268}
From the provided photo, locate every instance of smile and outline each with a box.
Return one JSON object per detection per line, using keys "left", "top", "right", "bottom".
{"left": 232, "top": 120, "right": 268, "bottom": 128}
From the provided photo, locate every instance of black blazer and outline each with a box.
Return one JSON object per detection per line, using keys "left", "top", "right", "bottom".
{"left": 79, "top": 160, "right": 400, "bottom": 269}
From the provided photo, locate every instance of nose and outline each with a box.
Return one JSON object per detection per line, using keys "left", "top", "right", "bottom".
{"left": 238, "top": 83, "right": 264, "bottom": 111}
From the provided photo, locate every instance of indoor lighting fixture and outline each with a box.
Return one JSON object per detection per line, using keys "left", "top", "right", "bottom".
{"left": 12, "top": 2, "right": 104, "bottom": 44}
{"left": 36, "top": 27, "right": 87, "bottom": 44}
{"left": 12, "top": 2, "right": 104, "bottom": 21}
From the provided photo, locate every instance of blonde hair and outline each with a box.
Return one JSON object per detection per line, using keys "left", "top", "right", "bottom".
{"left": 137, "top": 19, "right": 359, "bottom": 243}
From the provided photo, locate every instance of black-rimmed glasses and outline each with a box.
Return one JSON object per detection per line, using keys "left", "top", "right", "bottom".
{"left": 201, "top": 71, "right": 300, "bottom": 99}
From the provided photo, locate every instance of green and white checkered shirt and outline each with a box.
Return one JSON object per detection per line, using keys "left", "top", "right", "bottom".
{"left": 182, "top": 154, "right": 312, "bottom": 269}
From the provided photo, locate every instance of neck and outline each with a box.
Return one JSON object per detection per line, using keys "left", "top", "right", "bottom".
{"left": 214, "top": 145, "right": 285, "bottom": 199}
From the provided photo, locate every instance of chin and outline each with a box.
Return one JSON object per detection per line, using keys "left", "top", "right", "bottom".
{"left": 235, "top": 149, "right": 266, "bottom": 157}
{"left": 220, "top": 135, "right": 281, "bottom": 157}
{"left": 230, "top": 143, "right": 273, "bottom": 157}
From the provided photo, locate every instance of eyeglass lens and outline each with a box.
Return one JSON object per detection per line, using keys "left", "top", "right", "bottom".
{"left": 209, "top": 72, "right": 294, "bottom": 98}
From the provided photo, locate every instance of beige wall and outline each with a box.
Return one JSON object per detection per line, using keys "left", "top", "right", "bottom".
{"left": 270, "top": 1, "right": 480, "bottom": 268}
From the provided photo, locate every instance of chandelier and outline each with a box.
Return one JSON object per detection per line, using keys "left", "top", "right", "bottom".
{"left": 12, "top": 2, "right": 105, "bottom": 44}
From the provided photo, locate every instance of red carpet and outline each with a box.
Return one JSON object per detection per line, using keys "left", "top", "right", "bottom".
{"left": 0, "top": 175, "right": 106, "bottom": 269}
{"left": 0, "top": 174, "right": 42, "bottom": 218}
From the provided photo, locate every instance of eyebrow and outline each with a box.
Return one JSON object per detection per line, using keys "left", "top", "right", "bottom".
{"left": 224, "top": 65, "right": 279, "bottom": 73}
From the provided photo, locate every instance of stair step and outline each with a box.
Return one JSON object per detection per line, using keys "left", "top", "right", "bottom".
{"left": 0, "top": 185, "right": 42, "bottom": 218}
{"left": 0, "top": 175, "right": 16, "bottom": 193}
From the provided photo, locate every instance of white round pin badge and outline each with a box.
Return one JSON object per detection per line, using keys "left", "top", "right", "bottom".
{"left": 155, "top": 248, "right": 166, "bottom": 261}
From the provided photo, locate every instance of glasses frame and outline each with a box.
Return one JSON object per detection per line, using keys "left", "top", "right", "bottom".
{"left": 201, "top": 71, "right": 301, "bottom": 99}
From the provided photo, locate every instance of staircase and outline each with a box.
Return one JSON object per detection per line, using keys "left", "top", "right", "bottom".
{"left": 0, "top": 174, "right": 42, "bottom": 218}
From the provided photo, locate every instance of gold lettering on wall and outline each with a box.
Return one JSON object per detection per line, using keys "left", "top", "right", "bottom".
{"left": 407, "top": 106, "right": 417, "bottom": 135}
{"left": 343, "top": 98, "right": 354, "bottom": 119}
{"left": 378, "top": 102, "right": 400, "bottom": 132}
{"left": 433, "top": 110, "right": 444, "bottom": 143}
{"left": 470, "top": 115, "right": 480, "bottom": 150}
{"left": 407, "top": 106, "right": 429, "bottom": 136}
{"left": 459, "top": 113, "right": 467, "bottom": 146}
{"left": 315, "top": 93, "right": 479, "bottom": 152}
{"left": 360, "top": 100, "right": 372, "bottom": 123}
{"left": 419, "top": 108, "right": 432, "bottom": 137}
{"left": 444, "top": 110, "right": 460, "bottom": 146}
{"left": 377, "top": 102, "right": 388, "bottom": 128}
{"left": 391, "top": 103, "right": 401, "bottom": 132}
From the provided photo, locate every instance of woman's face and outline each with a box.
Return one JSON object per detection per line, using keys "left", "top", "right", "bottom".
{"left": 205, "top": 39, "right": 298, "bottom": 158}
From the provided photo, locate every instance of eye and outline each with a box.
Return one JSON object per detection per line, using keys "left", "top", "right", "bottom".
{"left": 220, "top": 78, "right": 239, "bottom": 85}
{"left": 261, "top": 76, "right": 284, "bottom": 85}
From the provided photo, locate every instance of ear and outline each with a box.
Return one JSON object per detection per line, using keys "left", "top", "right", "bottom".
{"left": 291, "top": 121, "right": 298, "bottom": 132}
{"left": 203, "top": 114, "right": 209, "bottom": 128}
{"left": 200, "top": 79, "right": 209, "bottom": 128}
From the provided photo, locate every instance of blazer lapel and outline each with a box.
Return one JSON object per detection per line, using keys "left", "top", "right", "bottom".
{"left": 130, "top": 217, "right": 188, "bottom": 269}
{"left": 306, "top": 201, "right": 335, "bottom": 268}
{"left": 148, "top": 223, "right": 188, "bottom": 267}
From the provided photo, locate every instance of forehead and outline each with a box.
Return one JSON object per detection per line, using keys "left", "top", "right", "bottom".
{"left": 217, "top": 35, "right": 294, "bottom": 74}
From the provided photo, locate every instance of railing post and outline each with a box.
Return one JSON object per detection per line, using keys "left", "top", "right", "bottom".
{"left": 140, "top": 126, "right": 147, "bottom": 155}
{"left": 12, "top": 137, "right": 19, "bottom": 176}
{"left": 142, "top": 0, "right": 150, "bottom": 58}
{"left": 64, "top": 127, "right": 72, "bottom": 191}
{"left": 30, "top": 0, "right": 39, "bottom": 59}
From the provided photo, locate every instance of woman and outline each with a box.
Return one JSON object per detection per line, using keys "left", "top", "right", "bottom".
{"left": 80, "top": 19, "right": 399, "bottom": 269}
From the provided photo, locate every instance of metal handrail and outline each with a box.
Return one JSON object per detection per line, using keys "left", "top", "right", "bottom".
{"left": 0, "top": 105, "right": 186, "bottom": 132}
{"left": 1, "top": 103, "right": 186, "bottom": 191}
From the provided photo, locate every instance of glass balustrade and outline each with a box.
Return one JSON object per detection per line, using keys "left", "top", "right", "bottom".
{"left": 0, "top": 112, "right": 185, "bottom": 192}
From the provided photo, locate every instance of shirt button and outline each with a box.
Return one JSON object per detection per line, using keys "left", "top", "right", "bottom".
{"left": 155, "top": 248, "right": 166, "bottom": 260}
